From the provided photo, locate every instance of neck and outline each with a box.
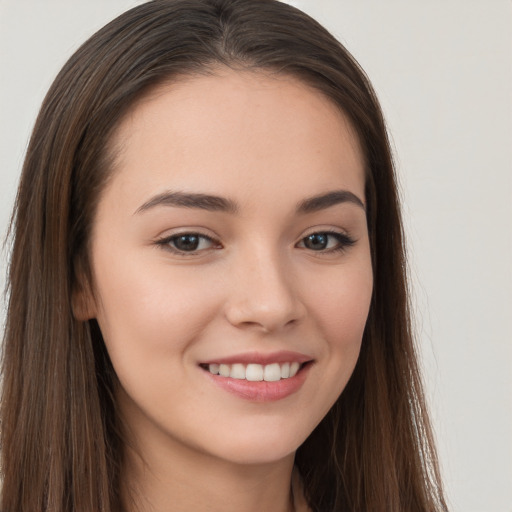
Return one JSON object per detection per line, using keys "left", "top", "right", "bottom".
{"left": 121, "top": 431, "right": 296, "bottom": 512}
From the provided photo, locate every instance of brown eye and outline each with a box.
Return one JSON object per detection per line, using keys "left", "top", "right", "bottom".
{"left": 298, "top": 231, "right": 355, "bottom": 252}
{"left": 303, "top": 233, "right": 329, "bottom": 250}
{"left": 156, "top": 233, "right": 218, "bottom": 254}
{"left": 172, "top": 234, "right": 201, "bottom": 251}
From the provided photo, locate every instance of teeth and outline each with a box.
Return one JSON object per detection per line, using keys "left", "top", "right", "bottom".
{"left": 207, "top": 362, "right": 304, "bottom": 381}
{"left": 209, "top": 363, "right": 220, "bottom": 375}
{"left": 219, "top": 364, "right": 230, "bottom": 377}
{"left": 263, "top": 363, "right": 281, "bottom": 382}
{"left": 289, "top": 362, "right": 300, "bottom": 377}
{"left": 246, "top": 364, "right": 263, "bottom": 381}
{"left": 230, "top": 363, "right": 246, "bottom": 380}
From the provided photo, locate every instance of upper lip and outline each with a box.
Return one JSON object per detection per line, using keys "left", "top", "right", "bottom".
{"left": 199, "top": 350, "right": 313, "bottom": 366}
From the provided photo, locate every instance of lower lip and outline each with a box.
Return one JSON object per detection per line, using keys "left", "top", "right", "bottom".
{"left": 202, "top": 364, "right": 311, "bottom": 402}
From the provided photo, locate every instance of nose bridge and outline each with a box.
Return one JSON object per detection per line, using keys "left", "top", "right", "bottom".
{"left": 224, "top": 242, "right": 304, "bottom": 332}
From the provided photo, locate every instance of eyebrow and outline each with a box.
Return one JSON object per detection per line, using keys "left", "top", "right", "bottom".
{"left": 134, "top": 189, "right": 365, "bottom": 215}
{"left": 135, "top": 191, "right": 239, "bottom": 215}
{"left": 296, "top": 190, "right": 365, "bottom": 213}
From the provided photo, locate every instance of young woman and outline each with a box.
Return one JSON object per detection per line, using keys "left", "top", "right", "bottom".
{"left": 1, "top": 1, "right": 448, "bottom": 511}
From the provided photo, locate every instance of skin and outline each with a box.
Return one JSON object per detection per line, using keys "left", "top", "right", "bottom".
{"left": 80, "top": 69, "right": 373, "bottom": 512}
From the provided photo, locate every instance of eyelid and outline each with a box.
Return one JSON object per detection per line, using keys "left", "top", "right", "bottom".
{"left": 152, "top": 227, "right": 356, "bottom": 256}
{"left": 295, "top": 229, "right": 356, "bottom": 253}
{"left": 154, "top": 229, "right": 222, "bottom": 256}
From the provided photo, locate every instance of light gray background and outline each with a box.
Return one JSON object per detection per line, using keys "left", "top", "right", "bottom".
{"left": 1, "top": 1, "right": 511, "bottom": 511}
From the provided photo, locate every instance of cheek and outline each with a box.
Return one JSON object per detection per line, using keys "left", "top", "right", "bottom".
{"left": 92, "top": 253, "right": 223, "bottom": 371}
{"left": 305, "top": 257, "right": 373, "bottom": 364}
{"left": 320, "top": 281, "right": 372, "bottom": 340}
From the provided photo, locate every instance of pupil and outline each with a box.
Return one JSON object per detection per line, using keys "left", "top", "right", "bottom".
{"left": 175, "top": 235, "right": 199, "bottom": 251}
{"left": 305, "top": 233, "right": 328, "bottom": 250}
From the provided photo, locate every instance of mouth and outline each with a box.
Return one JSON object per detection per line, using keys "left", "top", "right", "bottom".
{"left": 198, "top": 353, "right": 314, "bottom": 402}
{"left": 199, "top": 361, "right": 311, "bottom": 382}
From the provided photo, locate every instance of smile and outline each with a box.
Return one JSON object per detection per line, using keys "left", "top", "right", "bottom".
{"left": 205, "top": 362, "right": 302, "bottom": 381}
{"left": 199, "top": 351, "right": 313, "bottom": 401}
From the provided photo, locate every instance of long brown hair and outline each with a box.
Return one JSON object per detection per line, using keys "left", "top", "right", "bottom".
{"left": 1, "top": 1, "right": 448, "bottom": 510}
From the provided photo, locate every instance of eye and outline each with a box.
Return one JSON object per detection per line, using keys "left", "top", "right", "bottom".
{"left": 156, "top": 233, "right": 219, "bottom": 254}
{"left": 297, "top": 231, "right": 355, "bottom": 253}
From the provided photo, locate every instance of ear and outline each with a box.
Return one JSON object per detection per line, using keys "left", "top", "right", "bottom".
{"left": 71, "top": 265, "right": 97, "bottom": 321}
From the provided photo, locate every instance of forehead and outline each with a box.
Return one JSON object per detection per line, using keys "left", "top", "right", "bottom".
{"left": 104, "top": 69, "right": 365, "bottom": 210}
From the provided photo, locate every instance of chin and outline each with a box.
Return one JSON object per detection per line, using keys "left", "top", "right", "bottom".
{"left": 202, "top": 423, "right": 312, "bottom": 466}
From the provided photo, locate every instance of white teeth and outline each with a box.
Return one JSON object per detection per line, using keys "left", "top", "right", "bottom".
{"left": 206, "top": 361, "right": 304, "bottom": 381}
{"left": 246, "top": 364, "right": 264, "bottom": 381}
{"left": 219, "top": 364, "right": 230, "bottom": 377}
{"left": 208, "top": 363, "right": 220, "bottom": 375}
{"left": 289, "top": 362, "right": 300, "bottom": 377}
{"left": 230, "top": 363, "right": 246, "bottom": 379}
{"left": 263, "top": 363, "right": 281, "bottom": 382}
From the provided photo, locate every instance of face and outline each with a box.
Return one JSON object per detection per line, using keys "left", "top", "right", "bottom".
{"left": 83, "top": 70, "right": 373, "bottom": 467}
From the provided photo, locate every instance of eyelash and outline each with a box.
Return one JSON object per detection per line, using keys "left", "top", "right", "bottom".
{"left": 297, "top": 230, "right": 356, "bottom": 254}
{"left": 155, "top": 232, "right": 220, "bottom": 255}
{"left": 155, "top": 230, "right": 355, "bottom": 256}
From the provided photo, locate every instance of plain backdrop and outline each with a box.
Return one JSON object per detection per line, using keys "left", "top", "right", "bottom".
{"left": 0, "top": 1, "right": 511, "bottom": 511}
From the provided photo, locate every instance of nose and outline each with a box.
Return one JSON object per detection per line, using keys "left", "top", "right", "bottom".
{"left": 224, "top": 248, "right": 306, "bottom": 333}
